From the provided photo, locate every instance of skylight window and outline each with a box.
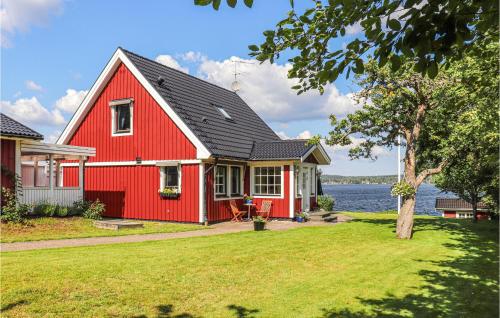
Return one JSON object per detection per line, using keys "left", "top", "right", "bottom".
{"left": 217, "top": 107, "right": 232, "bottom": 120}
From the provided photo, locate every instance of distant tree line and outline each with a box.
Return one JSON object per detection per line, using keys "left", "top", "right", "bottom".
{"left": 320, "top": 175, "right": 433, "bottom": 185}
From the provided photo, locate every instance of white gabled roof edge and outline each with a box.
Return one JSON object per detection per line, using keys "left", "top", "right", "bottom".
{"left": 301, "top": 143, "right": 331, "bottom": 165}
{"left": 57, "top": 48, "right": 211, "bottom": 159}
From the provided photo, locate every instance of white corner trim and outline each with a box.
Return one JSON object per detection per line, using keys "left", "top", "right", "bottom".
{"left": 301, "top": 144, "right": 331, "bottom": 165}
{"left": 289, "top": 164, "right": 294, "bottom": 218}
{"left": 57, "top": 48, "right": 211, "bottom": 159}
{"left": 199, "top": 163, "right": 205, "bottom": 223}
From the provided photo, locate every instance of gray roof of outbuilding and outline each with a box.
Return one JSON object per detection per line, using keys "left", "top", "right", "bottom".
{"left": 0, "top": 113, "right": 43, "bottom": 140}
{"left": 122, "top": 49, "right": 281, "bottom": 159}
{"left": 435, "top": 198, "right": 488, "bottom": 210}
{"left": 250, "top": 139, "right": 314, "bottom": 160}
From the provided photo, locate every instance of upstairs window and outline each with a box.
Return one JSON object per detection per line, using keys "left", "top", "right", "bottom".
{"left": 110, "top": 98, "right": 133, "bottom": 136}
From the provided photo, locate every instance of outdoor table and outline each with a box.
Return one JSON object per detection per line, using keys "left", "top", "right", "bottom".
{"left": 242, "top": 203, "right": 256, "bottom": 221}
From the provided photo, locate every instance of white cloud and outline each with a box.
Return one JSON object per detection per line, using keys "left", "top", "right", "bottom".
{"left": 345, "top": 23, "right": 363, "bottom": 35}
{"left": 0, "top": 97, "right": 65, "bottom": 126}
{"left": 275, "top": 130, "right": 312, "bottom": 140}
{"left": 45, "top": 130, "right": 61, "bottom": 143}
{"left": 155, "top": 55, "right": 189, "bottom": 73}
{"left": 55, "top": 89, "right": 88, "bottom": 113}
{"left": 0, "top": 0, "right": 63, "bottom": 47}
{"left": 25, "top": 80, "right": 42, "bottom": 91}
{"left": 197, "top": 57, "right": 359, "bottom": 122}
{"left": 179, "top": 51, "right": 206, "bottom": 63}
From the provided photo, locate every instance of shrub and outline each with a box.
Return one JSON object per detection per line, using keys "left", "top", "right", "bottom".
{"left": 69, "top": 199, "right": 90, "bottom": 216}
{"left": 33, "top": 202, "right": 58, "bottom": 217}
{"left": 0, "top": 187, "right": 29, "bottom": 223}
{"left": 317, "top": 194, "right": 335, "bottom": 211}
{"left": 56, "top": 206, "right": 69, "bottom": 217}
{"left": 83, "top": 199, "right": 105, "bottom": 220}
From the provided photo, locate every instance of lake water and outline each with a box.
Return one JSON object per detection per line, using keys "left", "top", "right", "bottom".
{"left": 322, "top": 183, "right": 454, "bottom": 215}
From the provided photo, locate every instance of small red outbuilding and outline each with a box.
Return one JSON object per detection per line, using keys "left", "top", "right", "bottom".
{"left": 435, "top": 198, "right": 490, "bottom": 220}
{"left": 57, "top": 48, "right": 331, "bottom": 223}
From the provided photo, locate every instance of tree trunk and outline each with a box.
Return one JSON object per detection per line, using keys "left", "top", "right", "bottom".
{"left": 396, "top": 195, "right": 416, "bottom": 239}
{"left": 472, "top": 197, "right": 478, "bottom": 223}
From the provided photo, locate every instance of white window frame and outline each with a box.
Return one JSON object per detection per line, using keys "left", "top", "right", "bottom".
{"left": 295, "top": 165, "right": 302, "bottom": 198}
{"left": 158, "top": 162, "right": 182, "bottom": 193}
{"left": 250, "top": 164, "right": 285, "bottom": 199}
{"left": 215, "top": 165, "right": 228, "bottom": 197}
{"left": 310, "top": 166, "right": 316, "bottom": 195}
{"left": 110, "top": 98, "right": 134, "bottom": 136}
{"left": 214, "top": 164, "right": 244, "bottom": 201}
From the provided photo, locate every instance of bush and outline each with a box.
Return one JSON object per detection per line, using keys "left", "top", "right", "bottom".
{"left": 69, "top": 199, "right": 90, "bottom": 216}
{"left": 56, "top": 206, "right": 69, "bottom": 217}
{"left": 0, "top": 187, "right": 29, "bottom": 223}
{"left": 83, "top": 199, "right": 105, "bottom": 220}
{"left": 33, "top": 202, "right": 58, "bottom": 217}
{"left": 317, "top": 194, "right": 335, "bottom": 211}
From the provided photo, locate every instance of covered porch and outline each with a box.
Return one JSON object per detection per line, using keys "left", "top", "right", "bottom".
{"left": 19, "top": 141, "right": 96, "bottom": 206}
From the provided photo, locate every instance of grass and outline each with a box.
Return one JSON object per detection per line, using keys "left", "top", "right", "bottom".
{"left": 0, "top": 217, "right": 205, "bottom": 243}
{"left": 1, "top": 213, "right": 498, "bottom": 317}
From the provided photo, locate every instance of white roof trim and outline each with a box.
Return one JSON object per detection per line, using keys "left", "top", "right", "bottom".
{"left": 57, "top": 48, "right": 211, "bottom": 159}
{"left": 301, "top": 144, "right": 331, "bottom": 165}
{"left": 21, "top": 141, "right": 95, "bottom": 157}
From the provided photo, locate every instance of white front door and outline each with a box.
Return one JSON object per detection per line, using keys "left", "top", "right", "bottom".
{"left": 302, "top": 170, "right": 310, "bottom": 212}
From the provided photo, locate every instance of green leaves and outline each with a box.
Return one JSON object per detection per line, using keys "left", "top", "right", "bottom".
{"left": 193, "top": 0, "right": 253, "bottom": 9}
{"left": 387, "top": 19, "right": 401, "bottom": 31}
{"left": 248, "top": 44, "right": 259, "bottom": 51}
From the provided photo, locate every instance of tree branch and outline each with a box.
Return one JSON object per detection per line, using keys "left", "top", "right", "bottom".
{"left": 416, "top": 160, "right": 447, "bottom": 186}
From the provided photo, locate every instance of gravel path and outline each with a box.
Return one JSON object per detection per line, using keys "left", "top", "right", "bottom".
{"left": 1, "top": 216, "right": 351, "bottom": 252}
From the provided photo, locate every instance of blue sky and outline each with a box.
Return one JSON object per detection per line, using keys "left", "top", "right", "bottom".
{"left": 1, "top": 0, "right": 399, "bottom": 176}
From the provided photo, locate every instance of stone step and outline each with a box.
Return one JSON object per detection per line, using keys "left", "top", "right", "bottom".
{"left": 309, "top": 211, "right": 334, "bottom": 219}
{"left": 323, "top": 216, "right": 338, "bottom": 223}
{"left": 94, "top": 219, "right": 144, "bottom": 230}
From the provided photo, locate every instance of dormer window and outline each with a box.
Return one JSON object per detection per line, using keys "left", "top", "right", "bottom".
{"left": 217, "top": 107, "right": 232, "bottom": 120}
{"left": 110, "top": 98, "right": 134, "bottom": 136}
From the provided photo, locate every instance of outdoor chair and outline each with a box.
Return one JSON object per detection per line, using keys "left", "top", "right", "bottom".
{"left": 256, "top": 200, "right": 272, "bottom": 221}
{"left": 229, "top": 200, "right": 246, "bottom": 222}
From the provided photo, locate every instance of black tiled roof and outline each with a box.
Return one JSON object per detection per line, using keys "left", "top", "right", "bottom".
{"left": 250, "top": 139, "right": 314, "bottom": 160}
{"left": 0, "top": 113, "right": 43, "bottom": 140}
{"left": 435, "top": 198, "right": 488, "bottom": 210}
{"left": 122, "top": 49, "right": 281, "bottom": 159}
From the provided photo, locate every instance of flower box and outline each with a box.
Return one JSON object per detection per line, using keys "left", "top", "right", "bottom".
{"left": 159, "top": 192, "right": 179, "bottom": 199}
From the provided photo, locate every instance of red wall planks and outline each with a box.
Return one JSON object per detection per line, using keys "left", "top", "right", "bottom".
{"left": 67, "top": 63, "right": 196, "bottom": 162}
{"left": 205, "top": 164, "right": 291, "bottom": 222}
{"left": 64, "top": 62, "right": 199, "bottom": 221}
{"left": 65, "top": 164, "right": 199, "bottom": 222}
{"left": 1, "top": 139, "right": 16, "bottom": 190}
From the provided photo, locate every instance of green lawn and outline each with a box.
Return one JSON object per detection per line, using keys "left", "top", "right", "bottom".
{"left": 1, "top": 213, "right": 498, "bottom": 317}
{"left": 0, "top": 217, "right": 205, "bottom": 243}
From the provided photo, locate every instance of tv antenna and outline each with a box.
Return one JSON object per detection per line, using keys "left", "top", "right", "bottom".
{"left": 231, "top": 59, "right": 254, "bottom": 92}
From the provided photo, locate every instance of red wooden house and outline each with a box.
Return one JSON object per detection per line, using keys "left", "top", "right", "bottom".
{"left": 57, "top": 48, "right": 330, "bottom": 223}
{"left": 435, "top": 198, "right": 491, "bottom": 220}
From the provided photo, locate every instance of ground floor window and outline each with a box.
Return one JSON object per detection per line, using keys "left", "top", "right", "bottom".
{"left": 159, "top": 165, "right": 181, "bottom": 193}
{"left": 231, "top": 166, "right": 242, "bottom": 196}
{"left": 253, "top": 166, "right": 282, "bottom": 196}
{"left": 215, "top": 165, "right": 243, "bottom": 199}
{"left": 215, "top": 165, "right": 227, "bottom": 196}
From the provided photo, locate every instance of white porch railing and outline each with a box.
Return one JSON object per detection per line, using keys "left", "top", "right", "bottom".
{"left": 20, "top": 187, "right": 83, "bottom": 207}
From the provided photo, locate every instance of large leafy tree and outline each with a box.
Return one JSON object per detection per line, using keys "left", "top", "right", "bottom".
{"left": 195, "top": 0, "right": 498, "bottom": 92}
{"left": 434, "top": 43, "right": 499, "bottom": 221}
{"left": 327, "top": 42, "right": 497, "bottom": 238}
{"left": 327, "top": 59, "right": 464, "bottom": 239}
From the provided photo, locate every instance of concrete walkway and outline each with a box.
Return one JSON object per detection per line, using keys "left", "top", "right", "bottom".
{"left": 0, "top": 216, "right": 351, "bottom": 252}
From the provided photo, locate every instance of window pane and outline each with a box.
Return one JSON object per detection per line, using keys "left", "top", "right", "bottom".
{"left": 231, "top": 167, "right": 240, "bottom": 195}
{"left": 165, "top": 166, "right": 178, "bottom": 187}
{"left": 215, "top": 166, "right": 227, "bottom": 195}
{"left": 116, "top": 105, "right": 131, "bottom": 132}
{"left": 274, "top": 185, "right": 281, "bottom": 194}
